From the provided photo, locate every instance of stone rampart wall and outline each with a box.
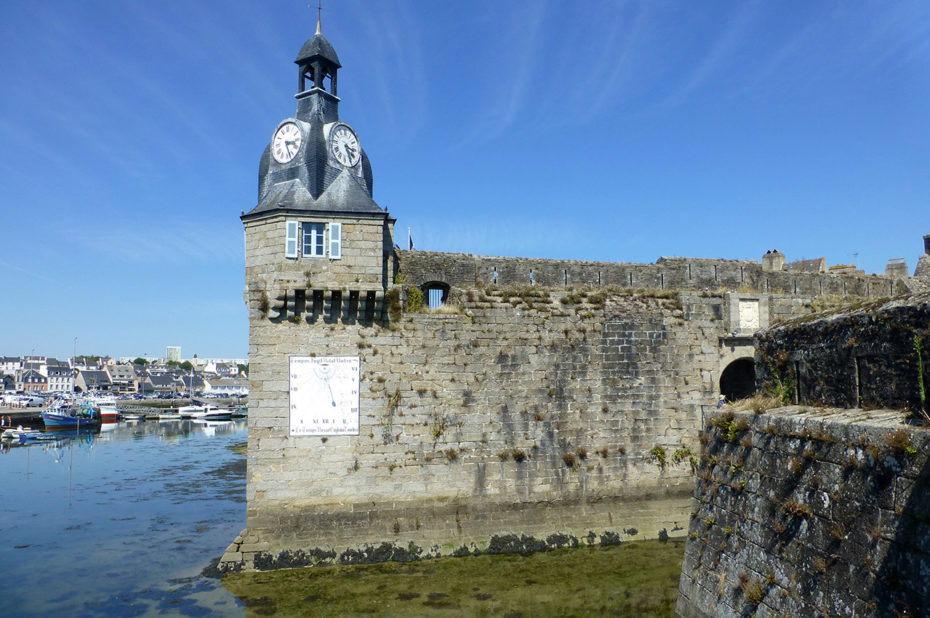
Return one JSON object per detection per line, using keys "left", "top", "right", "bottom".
{"left": 397, "top": 250, "right": 905, "bottom": 298}
{"left": 226, "top": 290, "right": 740, "bottom": 569}
{"left": 756, "top": 292, "right": 930, "bottom": 413}
{"left": 677, "top": 407, "right": 930, "bottom": 617}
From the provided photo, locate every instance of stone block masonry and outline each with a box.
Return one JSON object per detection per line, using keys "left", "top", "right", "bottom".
{"left": 398, "top": 250, "right": 909, "bottom": 298}
{"left": 228, "top": 228, "right": 903, "bottom": 572}
{"left": 756, "top": 292, "right": 930, "bottom": 412}
{"left": 677, "top": 407, "right": 930, "bottom": 617}
{"left": 222, "top": 288, "right": 757, "bottom": 570}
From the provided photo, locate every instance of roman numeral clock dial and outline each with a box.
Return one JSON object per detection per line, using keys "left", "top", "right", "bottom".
{"left": 272, "top": 122, "right": 302, "bottom": 163}
{"left": 330, "top": 124, "right": 361, "bottom": 167}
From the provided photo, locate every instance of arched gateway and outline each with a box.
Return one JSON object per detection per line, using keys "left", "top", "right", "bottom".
{"left": 720, "top": 357, "right": 756, "bottom": 402}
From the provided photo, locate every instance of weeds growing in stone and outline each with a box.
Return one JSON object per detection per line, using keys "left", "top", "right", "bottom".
{"left": 781, "top": 501, "right": 811, "bottom": 519}
{"left": 650, "top": 445, "right": 668, "bottom": 467}
{"left": 885, "top": 429, "right": 917, "bottom": 456}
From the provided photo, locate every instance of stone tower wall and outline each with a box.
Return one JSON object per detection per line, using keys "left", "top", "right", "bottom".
{"left": 244, "top": 213, "right": 393, "bottom": 297}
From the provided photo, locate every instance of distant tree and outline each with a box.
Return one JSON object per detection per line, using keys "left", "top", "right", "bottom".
{"left": 179, "top": 361, "right": 194, "bottom": 371}
{"left": 132, "top": 358, "right": 148, "bottom": 366}
{"left": 166, "top": 360, "right": 180, "bottom": 367}
{"left": 238, "top": 363, "right": 249, "bottom": 376}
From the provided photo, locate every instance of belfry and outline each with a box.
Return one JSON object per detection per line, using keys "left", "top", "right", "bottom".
{"left": 242, "top": 15, "right": 395, "bottom": 316}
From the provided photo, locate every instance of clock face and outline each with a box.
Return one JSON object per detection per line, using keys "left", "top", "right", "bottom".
{"left": 330, "top": 124, "right": 361, "bottom": 167}
{"left": 272, "top": 122, "right": 302, "bottom": 163}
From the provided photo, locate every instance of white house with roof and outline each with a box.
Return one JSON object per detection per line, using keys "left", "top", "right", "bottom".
{"left": 0, "top": 356, "right": 22, "bottom": 376}
{"left": 203, "top": 376, "right": 249, "bottom": 396}
{"left": 47, "top": 365, "right": 75, "bottom": 393}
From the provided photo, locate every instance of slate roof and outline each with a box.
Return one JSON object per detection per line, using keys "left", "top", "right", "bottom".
{"left": 785, "top": 257, "right": 826, "bottom": 273}
{"left": 149, "top": 375, "right": 178, "bottom": 388}
{"left": 80, "top": 370, "right": 111, "bottom": 387}
{"left": 247, "top": 174, "right": 384, "bottom": 218}
{"left": 295, "top": 33, "right": 341, "bottom": 67}
{"left": 179, "top": 375, "right": 206, "bottom": 390}
{"left": 21, "top": 369, "right": 46, "bottom": 382}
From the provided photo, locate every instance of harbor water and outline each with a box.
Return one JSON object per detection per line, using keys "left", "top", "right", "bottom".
{"left": 0, "top": 419, "right": 247, "bottom": 617}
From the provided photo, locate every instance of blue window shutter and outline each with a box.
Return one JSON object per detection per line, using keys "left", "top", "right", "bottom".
{"left": 285, "top": 221, "right": 298, "bottom": 258}
{"left": 330, "top": 222, "right": 342, "bottom": 259}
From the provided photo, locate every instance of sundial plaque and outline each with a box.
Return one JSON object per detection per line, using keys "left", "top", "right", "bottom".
{"left": 289, "top": 356, "right": 360, "bottom": 436}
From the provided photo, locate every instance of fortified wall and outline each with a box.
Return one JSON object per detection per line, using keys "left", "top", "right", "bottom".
{"left": 677, "top": 292, "right": 930, "bottom": 616}
{"left": 676, "top": 406, "right": 930, "bottom": 617}
{"left": 220, "top": 245, "right": 918, "bottom": 571}
{"left": 225, "top": 287, "right": 738, "bottom": 569}
{"left": 755, "top": 292, "right": 930, "bottom": 413}
{"left": 399, "top": 250, "right": 905, "bottom": 298}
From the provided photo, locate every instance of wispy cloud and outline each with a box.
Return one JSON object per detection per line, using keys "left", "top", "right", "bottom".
{"left": 341, "top": 0, "right": 429, "bottom": 145}
{"left": 459, "top": 1, "right": 549, "bottom": 145}
{"left": 663, "top": 0, "right": 762, "bottom": 107}
{"left": 0, "top": 258, "right": 63, "bottom": 288}
{"left": 855, "top": 2, "right": 930, "bottom": 72}
{"left": 59, "top": 217, "right": 244, "bottom": 266}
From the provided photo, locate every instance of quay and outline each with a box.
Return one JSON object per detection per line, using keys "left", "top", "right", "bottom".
{"left": 0, "top": 406, "right": 43, "bottom": 428}
{"left": 0, "top": 398, "right": 247, "bottom": 430}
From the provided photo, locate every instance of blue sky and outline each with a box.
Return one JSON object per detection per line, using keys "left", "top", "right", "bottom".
{"left": 1, "top": 1, "right": 928, "bottom": 360}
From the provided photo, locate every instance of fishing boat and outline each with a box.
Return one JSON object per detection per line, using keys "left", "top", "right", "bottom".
{"left": 99, "top": 407, "right": 119, "bottom": 423}
{"left": 41, "top": 403, "right": 101, "bottom": 430}
{"left": 88, "top": 395, "right": 119, "bottom": 423}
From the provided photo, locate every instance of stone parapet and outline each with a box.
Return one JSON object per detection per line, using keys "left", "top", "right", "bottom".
{"left": 396, "top": 250, "right": 907, "bottom": 298}
{"left": 755, "top": 292, "right": 930, "bottom": 412}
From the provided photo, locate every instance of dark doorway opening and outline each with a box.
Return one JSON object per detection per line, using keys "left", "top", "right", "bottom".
{"left": 720, "top": 358, "right": 755, "bottom": 402}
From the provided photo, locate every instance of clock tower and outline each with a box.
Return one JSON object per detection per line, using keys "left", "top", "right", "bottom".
{"left": 242, "top": 17, "right": 395, "bottom": 321}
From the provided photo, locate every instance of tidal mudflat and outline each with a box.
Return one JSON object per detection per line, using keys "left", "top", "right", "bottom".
{"left": 224, "top": 538, "right": 685, "bottom": 617}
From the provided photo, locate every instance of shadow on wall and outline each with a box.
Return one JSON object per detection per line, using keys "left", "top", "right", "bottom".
{"left": 873, "top": 445, "right": 930, "bottom": 614}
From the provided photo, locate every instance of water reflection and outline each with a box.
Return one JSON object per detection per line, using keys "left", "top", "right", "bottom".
{"left": 0, "top": 418, "right": 247, "bottom": 616}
